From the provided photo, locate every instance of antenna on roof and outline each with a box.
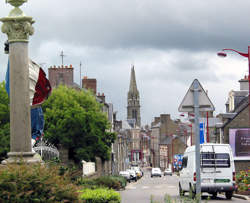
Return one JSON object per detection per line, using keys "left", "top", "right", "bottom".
{"left": 60, "top": 51, "right": 66, "bottom": 66}
{"left": 80, "top": 61, "right": 82, "bottom": 88}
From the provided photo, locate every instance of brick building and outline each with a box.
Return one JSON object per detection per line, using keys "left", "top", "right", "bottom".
{"left": 48, "top": 65, "right": 74, "bottom": 88}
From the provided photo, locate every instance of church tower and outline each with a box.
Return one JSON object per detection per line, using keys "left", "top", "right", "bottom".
{"left": 127, "top": 66, "right": 141, "bottom": 127}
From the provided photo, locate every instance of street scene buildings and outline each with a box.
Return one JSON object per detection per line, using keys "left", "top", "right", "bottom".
{"left": 0, "top": 1, "right": 250, "bottom": 202}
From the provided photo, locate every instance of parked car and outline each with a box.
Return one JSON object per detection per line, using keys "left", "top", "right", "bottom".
{"left": 164, "top": 168, "right": 172, "bottom": 176}
{"left": 151, "top": 167, "right": 162, "bottom": 177}
{"left": 126, "top": 169, "right": 137, "bottom": 182}
{"left": 131, "top": 167, "right": 143, "bottom": 178}
{"left": 119, "top": 171, "right": 131, "bottom": 182}
{"left": 179, "top": 144, "right": 236, "bottom": 199}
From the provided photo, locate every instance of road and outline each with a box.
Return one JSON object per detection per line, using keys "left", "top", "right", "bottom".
{"left": 120, "top": 169, "right": 248, "bottom": 203}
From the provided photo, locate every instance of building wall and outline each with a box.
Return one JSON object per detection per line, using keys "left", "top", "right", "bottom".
{"left": 151, "top": 127, "right": 160, "bottom": 167}
{"left": 223, "top": 105, "right": 250, "bottom": 172}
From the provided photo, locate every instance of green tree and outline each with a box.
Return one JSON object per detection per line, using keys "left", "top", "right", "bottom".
{"left": 42, "top": 85, "right": 116, "bottom": 163}
{"left": 0, "top": 82, "right": 10, "bottom": 161}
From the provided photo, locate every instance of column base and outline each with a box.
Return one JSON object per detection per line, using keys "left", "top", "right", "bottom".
{"left": 1, "top": 152, "right": 43, "bottom": 164}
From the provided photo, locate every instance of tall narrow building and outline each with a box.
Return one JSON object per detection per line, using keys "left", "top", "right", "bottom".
{"left": 127, "top": 66, "right": 141, "bottom": 127}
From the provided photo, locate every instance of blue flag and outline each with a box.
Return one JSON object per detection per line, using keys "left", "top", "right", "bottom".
{"left": 5, "top": 60, "right": 9, "bottom": 95}
{"left": 200, "top": 122, "right": 204, "bottom": 144}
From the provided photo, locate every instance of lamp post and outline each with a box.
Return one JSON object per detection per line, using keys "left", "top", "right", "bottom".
{"left": 1, "top": 0, "right": 41, "bottom": 164}
{"left": 218, "top": 47, "right": 250, "bottom": 125}
{"left": 180, "top": 113, "right": 194, "bottom": 146}
{"left": 188, "top": 124, "right": 193, "bottom": 146}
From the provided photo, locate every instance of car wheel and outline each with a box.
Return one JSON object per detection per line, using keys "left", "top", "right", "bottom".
{"left": 225, "top": 191, "right": 233, "bottom": 200}
{"left": 179, "top": 183, "right": 184, "bottom": 196}
{"left": 211, "top": 192, "right": 217, "bottom": 199}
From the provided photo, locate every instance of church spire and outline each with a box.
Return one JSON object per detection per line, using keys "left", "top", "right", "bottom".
{"left": 127, "top": 65, "right": 141, "bottom": 127}
{"left": 129, "top": 65, "right": 138, "bottom": 94}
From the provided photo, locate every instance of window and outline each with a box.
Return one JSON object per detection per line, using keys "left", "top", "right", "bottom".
{"left": 132, "top": 109, "right": 137, "bottom": 120}
{"left": 201, "top": 153, "right": 230, "bottom": 168}
{"left": 182, "top": 156, "right": 188, "bottom": 168}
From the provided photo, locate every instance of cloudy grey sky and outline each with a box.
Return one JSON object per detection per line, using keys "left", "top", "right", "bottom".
{"left": 0, "top": 0, "right": 250, "bottom": 125}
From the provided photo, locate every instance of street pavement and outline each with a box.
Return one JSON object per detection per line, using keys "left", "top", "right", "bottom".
{"left": 119, "top": 169, "right": 249, "bottom": 203}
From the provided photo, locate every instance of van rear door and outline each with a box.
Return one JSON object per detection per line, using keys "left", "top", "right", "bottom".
{"left": 200, "top": 145, "right": 216, "bottom": 187}
{"left": 213, "top": 145, "right": 232, "bottom": 186}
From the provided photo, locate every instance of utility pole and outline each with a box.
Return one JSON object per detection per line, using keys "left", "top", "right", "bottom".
{"left": 194, "top": 80, "right": 201, "bottom": 202}
{"left": 80, "top": 61, "right": 82, "bottom": 88}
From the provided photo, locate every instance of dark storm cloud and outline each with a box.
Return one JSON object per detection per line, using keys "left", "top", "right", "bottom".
{"left": 0, "top": 0, "right": 249, "bottom": 124}
{"left": 15, "top": 0, "right": 250, "bottom": 52}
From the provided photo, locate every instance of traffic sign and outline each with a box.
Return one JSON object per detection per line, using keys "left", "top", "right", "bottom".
{"left": 178, "top": 79, "right": 215, "bottom": 112}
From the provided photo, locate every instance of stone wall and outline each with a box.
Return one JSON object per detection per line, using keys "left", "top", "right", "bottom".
{"left": 58, "top": 144, "right": 69, "bottom": 164}
{"left": 235, "top": 160, "right": 249, "bottom": 172}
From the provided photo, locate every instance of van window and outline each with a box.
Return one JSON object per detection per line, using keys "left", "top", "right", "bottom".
{"left": 201, "top": 153, "right": 230, "bottom": 168}
{"left": 182, "top": 156, "right": 188, "bottom": 168}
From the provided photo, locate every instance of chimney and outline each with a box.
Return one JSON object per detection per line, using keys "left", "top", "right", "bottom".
{"left": 160, "top": 114, "right": 170, "bottom": 124}
{"left": 82, "top": 77, "right": 97, "bottom": 94}
{"left": 239, "top": 75, "right": 249, "bottom": 91}
{"left": 151, "top": 117, "right": 160, "bottom": 126}
{"left": 97, "top": 93, "right": 105, "bottom": 103}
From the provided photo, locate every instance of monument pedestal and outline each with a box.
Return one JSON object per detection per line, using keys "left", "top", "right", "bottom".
{"left": 1, "top": 152, "right": 42, "bottom": 164}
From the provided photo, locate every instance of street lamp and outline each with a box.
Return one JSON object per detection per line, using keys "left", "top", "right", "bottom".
{"left": 218, "top": 47, "right": 250, "bottom": 125}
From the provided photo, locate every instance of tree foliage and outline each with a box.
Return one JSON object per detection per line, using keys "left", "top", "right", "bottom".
{"left": 0, "top": 82, "right": 10, "bottom": 161}
{"left": 43, "top": 85, "right": 116, "bottom": 163}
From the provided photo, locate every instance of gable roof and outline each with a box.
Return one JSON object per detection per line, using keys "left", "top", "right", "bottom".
{"left": 222, "top": 96, "right": 249, "bottom": 128}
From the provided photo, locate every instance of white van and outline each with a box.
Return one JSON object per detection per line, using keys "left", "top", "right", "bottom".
{"left": 179, "top": 143, "right": 236, "bottom": 199}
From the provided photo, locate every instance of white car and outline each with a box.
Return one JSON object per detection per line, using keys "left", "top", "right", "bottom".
{"left": 119, "top": 171, "right": 131, "bottom": 182}
{"left": 126, "top": 169, "right": 137, "bottom": 181}
{"left": 151, "top": 167, "right": 162, "bottom": 177}
{"left": 179, "top": 144, "right": 236, "bottom": 199}
{"left": 164, "top": 168, "right": 172, "bottom": 176}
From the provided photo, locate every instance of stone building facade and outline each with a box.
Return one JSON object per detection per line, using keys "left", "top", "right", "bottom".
{"left": 218, "top": 76, "right": 250, "bottom": 172}
{"left": 150, "top": 114, "right": 186, "bottom": 169}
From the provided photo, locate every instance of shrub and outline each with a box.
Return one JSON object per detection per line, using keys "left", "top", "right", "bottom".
{"left": 236, "top": 170, "right": 250, "bottom": 192}
{"left": 0, "top": 163, "right": 80, "bottom": 202}
{"left": 111, "top": 176, "right": 127, "bottom": 189}
{"left": 76, "top": 178, "right": 99, "bottom": 189}
{"left": 79, "top": 188, "right": 121, "bottom": 203}
{"left": 77, "top": 175, "right": 126, "bottom": 190}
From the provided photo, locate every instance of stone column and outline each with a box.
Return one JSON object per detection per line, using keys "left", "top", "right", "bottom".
{"left": 1, "top": 0, "right": 41, "bottom": 164}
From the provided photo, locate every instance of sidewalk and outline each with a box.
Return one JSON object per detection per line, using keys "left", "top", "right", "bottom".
{"left": 233, "top": 193, "right": 250, "bottom": 201}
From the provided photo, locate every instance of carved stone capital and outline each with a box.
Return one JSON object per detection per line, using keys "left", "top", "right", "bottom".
{"left": 7, "top": 0, "right": 27, "bottom": 8}
{"left": 1, "top": 15, "right": 34, "bottom": 43}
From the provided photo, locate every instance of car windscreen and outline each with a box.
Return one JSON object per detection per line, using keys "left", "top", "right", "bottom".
{"left": 201, "top": 152, "right": 230, "bottom": 168}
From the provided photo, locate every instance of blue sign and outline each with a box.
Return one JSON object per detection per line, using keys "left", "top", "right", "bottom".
{"left": 173, "top": 154, "right": 183, "bottom": 169}
{"left": 200, "top": 123, "right": 204, "bottom": 144}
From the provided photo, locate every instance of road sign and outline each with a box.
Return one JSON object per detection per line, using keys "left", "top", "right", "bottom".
{"left": 178, "top": 79, "right": 215, "bottom": 112}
